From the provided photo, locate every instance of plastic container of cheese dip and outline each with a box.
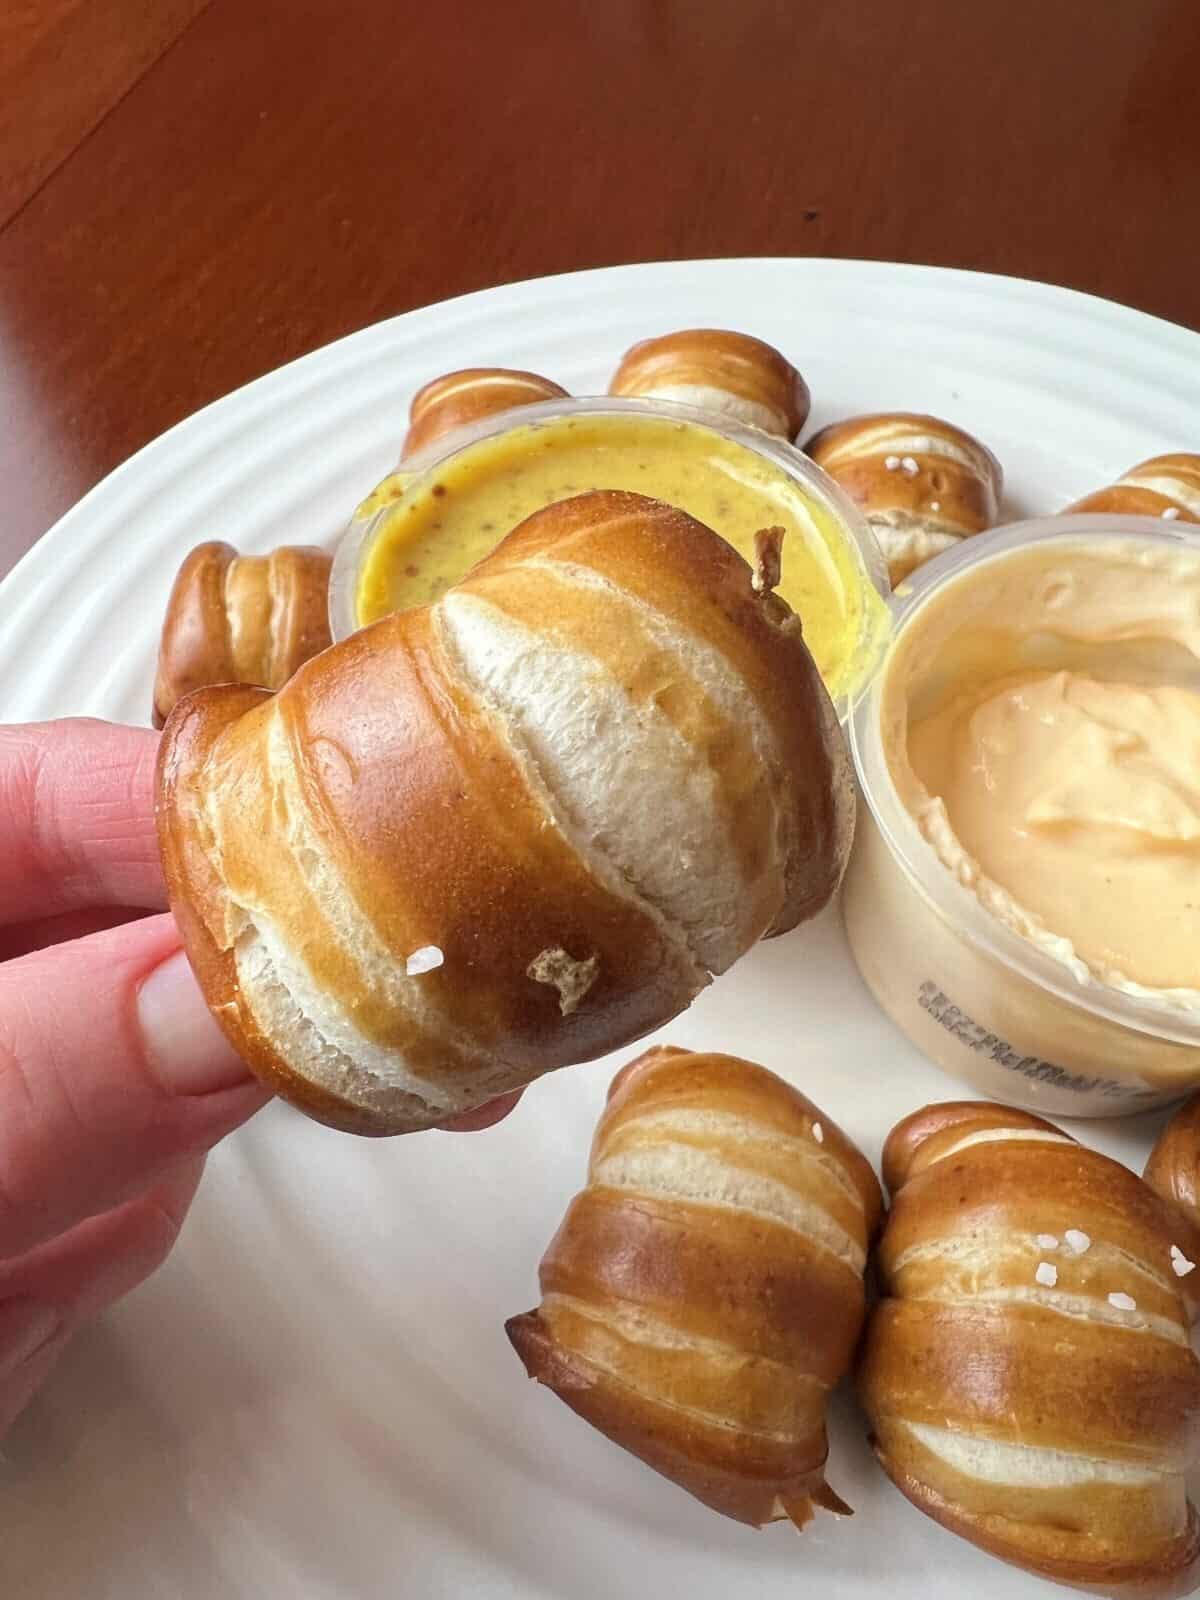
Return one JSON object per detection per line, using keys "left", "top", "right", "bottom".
{"left": 329, "top": 396, "right": 890, "bottom": 719}
{"left": 844, "top": 515, "right": 1200, "bottom": 1118}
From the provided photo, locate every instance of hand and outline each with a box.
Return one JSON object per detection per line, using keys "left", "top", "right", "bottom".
{"left": 0, "top": 719, "right": 519, "bottom": 1436}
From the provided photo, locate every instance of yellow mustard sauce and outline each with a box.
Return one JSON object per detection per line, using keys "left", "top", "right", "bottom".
{"left": 355, "top": 412, "right": 884, "bottom": 698}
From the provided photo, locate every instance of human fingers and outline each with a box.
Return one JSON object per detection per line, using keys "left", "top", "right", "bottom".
{"left": 0, "top": 913, "right": 268, "bottom": 1260}
{"left": 0, "top": 1159, "right": 203, "bottom": 1436}
{"left": 0, "top": 1303, "right": 69, "bottom": 1437}
{"left": 0, "top": 720, "right": 164, "bottom": 926}
{"left": 0, "top": 907, "right": 149, "bottom": 964}
{"left": 0, "top": 1157, "right": 203, "bottom": 1316}
{"left": 437, "top": 1091, "right": 524, "bottom": 1131}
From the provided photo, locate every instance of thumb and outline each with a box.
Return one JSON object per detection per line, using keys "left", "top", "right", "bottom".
{"left": 0, "top": 914, "right": 269, "bottom": 1261}
{"left": 137, "top": 940, "right": 251, "bottom": 1097}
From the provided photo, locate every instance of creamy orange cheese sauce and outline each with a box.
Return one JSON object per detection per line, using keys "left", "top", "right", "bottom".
{"left": 354, "top": 412, "right": 885, "bottom": 700}
{"left": 885, "top": 540, "right": 1200, "bottom": 1000}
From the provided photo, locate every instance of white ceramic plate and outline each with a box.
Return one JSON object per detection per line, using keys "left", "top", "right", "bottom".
{"left": 2, "top": 259, "right": 1199, "bottom": 1599}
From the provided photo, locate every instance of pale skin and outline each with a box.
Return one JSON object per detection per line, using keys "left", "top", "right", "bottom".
{"left": 0, "top": 719, "right": 519, "bottom": 1436}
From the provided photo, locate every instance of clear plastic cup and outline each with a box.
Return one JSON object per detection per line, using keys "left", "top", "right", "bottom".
{"left": 843, "top": 515, "right": 1200, "bottom": 1117}
{"left": 328, "top": 395, "right": 890, "bottom": 720}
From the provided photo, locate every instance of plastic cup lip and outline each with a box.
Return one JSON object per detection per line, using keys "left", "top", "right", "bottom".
{"left": 848, "top": 512, "right": 1200, "bottom": 1046}
{"left": 327, "top": 394, "right": 891, "bottom": 716}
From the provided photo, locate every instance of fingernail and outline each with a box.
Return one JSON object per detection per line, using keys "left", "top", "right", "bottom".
{"left": 137, "top": 949, "right": 250, "bottom": 1096}
{"left": 0, "top": 1301, "right": 61, "bottom": 1378}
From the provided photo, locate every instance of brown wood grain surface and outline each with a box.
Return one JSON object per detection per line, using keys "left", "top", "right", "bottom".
{"left": 0, "top": 0, "right": 211, "bottom": 228}
{"left": 2, "top": 0, "right": 1199, "bottom": 578}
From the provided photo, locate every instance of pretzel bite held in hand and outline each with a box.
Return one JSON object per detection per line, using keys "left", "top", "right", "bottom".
{"left": 401, "top": 368, "right": 568, "bottom": 459}
{"left": 152, "top": 541, "right": 332, "bottom": 728}
{"left": 860, "top": 1101, "right": 1200, "bottom": 1598}
{"left": 1063, "top": 454, "right": 1200, "bottom": 522}
{"left": 805, "top": 413, "right": 1002, "bottom": 587}
{"left": 507, "top": 1045, "right": 883, "bottom": 1528}
{"left": 609, "top": 329, "right": 810, "bottom": 438}
{"left": 156, "top": 491, "right": 854, "bottom": 1136}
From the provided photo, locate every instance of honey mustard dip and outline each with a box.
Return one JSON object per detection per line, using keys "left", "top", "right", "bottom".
{"left": 347, "top": 408, "right": 887, "bottom": 703}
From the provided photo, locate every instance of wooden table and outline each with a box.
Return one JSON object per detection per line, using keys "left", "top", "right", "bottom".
{"left": 3, "top": 0, "right": 1198, "bottom": 580}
